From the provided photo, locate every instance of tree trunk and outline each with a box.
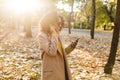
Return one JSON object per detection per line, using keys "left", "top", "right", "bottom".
{"left": 90, "top": 0, "right": 96, "bottom": 39}
{"left": 24, "top": 17, "right": 32, "bottom": 38}
{"left": 104, "top": 0, "right": 120, "bottom": 74}
{"left": 68, "top": 13, "right": 72, "bottom": 34}
{"left": 104, "top": 5, "right": 114, "bottom": 30}
{"left": 105, "top": 5, "right": 114, "bottom": 22}
{"left": 68, "top": 0, "right": 74, "bottom": 34}
{"left": 9, "top": 16, "right": 16, "bottom": 29}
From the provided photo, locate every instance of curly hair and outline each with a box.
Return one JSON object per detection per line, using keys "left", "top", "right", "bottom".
{"left": 39, "top": 11, "right": 59, "bottom": 34}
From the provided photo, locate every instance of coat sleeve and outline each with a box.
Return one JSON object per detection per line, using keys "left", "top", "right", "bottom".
{"left": 38, "top": 33, "right": 58, "bottom": 57}
{"left": 60, "top": 36, "right": 74, "bottom": 55}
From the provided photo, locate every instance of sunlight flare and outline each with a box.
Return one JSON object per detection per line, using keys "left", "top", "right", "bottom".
{"left": 4, "top": 0, "right": 39, "bottom": 15}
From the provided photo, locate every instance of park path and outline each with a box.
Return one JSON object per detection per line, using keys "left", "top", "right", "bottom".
{"left": 61, "top": 28, "right": 113, "bottom": 38}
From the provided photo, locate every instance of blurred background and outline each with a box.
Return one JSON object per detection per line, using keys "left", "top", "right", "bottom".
{"left": 0, "top": 0, "right": 117, "bottom": 37}
{"left": 0, "top": 0, "right": 120, "bottom": 80}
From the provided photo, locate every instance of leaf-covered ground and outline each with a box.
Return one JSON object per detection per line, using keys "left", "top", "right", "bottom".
{"left": 0, "top": 28, "right": 120, "bottom": 80}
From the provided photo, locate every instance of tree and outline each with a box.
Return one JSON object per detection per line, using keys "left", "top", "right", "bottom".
{"left": 68, "top": 0, "right": 74, "bottom": 34}
{"left": 24, "top": 16, "right": 32, "bottom": 38}
{"left": 79, "top": 0, "right": 92, "bottom": 29}
{"left": 90, "top": 0, "right": 96, "bottom": 39}
{"left": 95, "top": 0, "right": 109, "bottom": 30}
{"left": 104, "top": 0, "right": 120, "bottom": 74}
{"left": 104, "top": 0, "right": 116, "bottom": 29}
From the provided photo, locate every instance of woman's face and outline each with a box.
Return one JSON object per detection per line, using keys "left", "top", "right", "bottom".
{"left": 54, "top": 17, "right": 63, "bottom": 33}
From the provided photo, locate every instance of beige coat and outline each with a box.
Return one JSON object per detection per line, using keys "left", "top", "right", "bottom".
{"left": 38, "top": 32, "right": 73, "bottom": 80}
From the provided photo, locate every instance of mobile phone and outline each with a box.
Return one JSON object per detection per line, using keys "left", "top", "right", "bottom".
{"left": 75, "top": 38, "right": 79, "bottom": 43}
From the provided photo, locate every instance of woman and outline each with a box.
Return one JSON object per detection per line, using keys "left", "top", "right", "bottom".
{"left": 38, "top": 11, "right": 78, "bottom": 80}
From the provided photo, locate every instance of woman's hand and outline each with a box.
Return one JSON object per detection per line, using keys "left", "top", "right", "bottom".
{"left": 65, "top": 39, "right": 79, "bottom": 55}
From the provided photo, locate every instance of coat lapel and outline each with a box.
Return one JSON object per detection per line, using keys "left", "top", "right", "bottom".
{"left": 57, "top": 37, "right": 64, "bottom": 58}
{"left": 58, "top": 36, "right": 72, "bottom": 80}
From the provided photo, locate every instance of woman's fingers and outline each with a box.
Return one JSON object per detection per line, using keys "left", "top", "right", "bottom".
{"left": 71, "top": 42, "right": 77, "bottom": 48}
